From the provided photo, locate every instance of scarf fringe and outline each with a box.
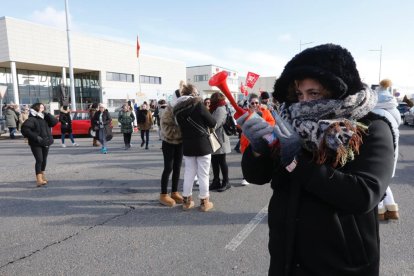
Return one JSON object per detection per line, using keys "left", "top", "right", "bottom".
{"left": 315, "top": 122, "right": 367, "bottom": 168}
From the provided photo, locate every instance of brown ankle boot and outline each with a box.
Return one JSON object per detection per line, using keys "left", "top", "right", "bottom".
{"left": 384, "top": 204, "right": 399, "bottom": 220}
{"left": 36, "top": 174, "right": 47, "bottom": 187}
{"left": 93, "top": 138, "right": 100, "bottom": 147}
{"left": 182, "top": 196, "right": 194, "bottom": 210}
{"left": 378, "top": 206, "right": 386, "bottom": 221}
{"left": 200, "top": 197, "right": 214, "bottom": 212}
{"left": 41, "top": 171, "right": 48, "bottom": 184}
{"left": 159, "top": 194, "right": 176, "bottom": 207}
{"left": 171, "top": 192, "right": 184, "bottom": 204}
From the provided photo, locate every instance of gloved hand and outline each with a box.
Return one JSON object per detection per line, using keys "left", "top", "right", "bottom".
{"left": 273, "top": 112, "right": 302, "bottom": 166}
{"left": 36, "top": 136, "right": 50, "bottom": 147}
{"left": 237, "top": 112, "right": 274, "bottom": 155}
{"left": 36, "top": 136, "right": 43, "bottom": 144}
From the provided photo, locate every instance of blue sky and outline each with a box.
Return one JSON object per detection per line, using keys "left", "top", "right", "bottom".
{"left": 2, "top": 0, "right": 414, "bottom": 94}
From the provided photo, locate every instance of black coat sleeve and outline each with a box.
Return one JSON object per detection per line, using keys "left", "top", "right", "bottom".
{"left": 21, "top": 118, "right": 38, "bottom": 141}
{"left": 45, "top": 113, "right": 58, "bottom": 127}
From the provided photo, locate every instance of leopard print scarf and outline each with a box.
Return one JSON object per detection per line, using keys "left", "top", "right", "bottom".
{"left": 280, "top": 85, "right": 377, "bottom": 167}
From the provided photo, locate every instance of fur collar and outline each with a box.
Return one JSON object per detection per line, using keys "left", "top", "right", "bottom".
{"left": 173, "top": 96, "right": 203, "bottom": 117}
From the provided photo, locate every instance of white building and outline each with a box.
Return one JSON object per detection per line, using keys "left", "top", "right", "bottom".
{"left": 186, "top": 65, "right": 239, "bottom": 101}
{"left": 0, "top": 16, "right": 186, "bottom": 111}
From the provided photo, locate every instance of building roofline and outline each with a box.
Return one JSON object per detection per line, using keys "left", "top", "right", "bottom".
{"left": 186, "top": 64, "right": 237, "bottom": 72}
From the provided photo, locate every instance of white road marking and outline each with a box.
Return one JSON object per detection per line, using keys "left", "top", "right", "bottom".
{"left": 225, "top": 204, "right": 268, "bottom": 251}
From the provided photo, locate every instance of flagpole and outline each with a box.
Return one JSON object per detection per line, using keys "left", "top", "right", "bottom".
{"left": 136, "top": 36, "right": 141, "bottom": 103}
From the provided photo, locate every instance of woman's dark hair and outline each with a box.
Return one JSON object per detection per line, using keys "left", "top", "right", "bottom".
{"left": 158, "top": 99, "right": 166, "bottom": 105}
{"left": 181, "top": 84, "right": 196, "bottom": 96}
{"left": 63, "top": 105, "right": 68, "bottom": 111}
{"left": 31, "top": 102, "right": 44, "bottom": 112}
{"left": 248, "top": 94, "right": 259, "bottom": 102}
{"left": 91, "top": 103, "right": 98, "bottom": 109}
{"left": 210, "top": 93, "right": 224, "bottom": 106}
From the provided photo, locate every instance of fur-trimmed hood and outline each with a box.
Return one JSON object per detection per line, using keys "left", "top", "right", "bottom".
{"left": 173, "top": 96, "right": 203, "bottom": 117}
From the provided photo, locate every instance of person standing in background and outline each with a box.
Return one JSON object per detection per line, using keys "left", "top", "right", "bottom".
{"left": 239, "top": 93, "right": 275, "bottom": 186}
{"left": 173, "top": 84, "right": 216, "bottom": 211}
{"left": 19, "top": 105, "right": 30, "bottom": 143}
{"left": 159, "top": 93, "right": 184, "bottom": 207}
{"left": 5, "top": 104, "right": 18, "bottom": 139}
{"left": 92, "top": 103, "right": 112, "bottom": 154}
{"left": 203, "top": 97, "right": 211, "bottom": 111}
{"left": 373, "top": 79, "right": 400, "bottom": 220}
{"left": 209, "top": 92, "right": 231, "bottom": 192}
{"left": 137, "top": 102, "right": 153, "bottom": 150}
{"left": 59, "top": 106, "right": 79, "bottom": 147}
{"left": 89, "top": 103, "right": 100, "bottom": 147}
{"left": 157, "top": 99, "right": 167, "bottom": 141}
{"left": 118, "top": 103, "right": 136, "bottom": 150}
{"left": 21, "top": 103, "right": 58, "bottom": 187}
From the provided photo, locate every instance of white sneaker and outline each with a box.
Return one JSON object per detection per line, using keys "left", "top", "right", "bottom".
{"left": 241, "top": 179, "right": 250, "bottom": 186}
{"left": 61, "top": 144, "right": 66, "bottom": 148}
{"left": 72, "top": 143, "right": 79, "bottom": 147}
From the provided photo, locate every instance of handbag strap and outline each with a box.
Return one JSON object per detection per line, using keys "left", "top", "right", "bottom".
{"left": 186, "top": 116, "right": 209, "bottom": 136}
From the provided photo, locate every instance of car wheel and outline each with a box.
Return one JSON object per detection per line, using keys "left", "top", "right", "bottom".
{"left": 89, "top": 128, "right": 96, "bottom": 138}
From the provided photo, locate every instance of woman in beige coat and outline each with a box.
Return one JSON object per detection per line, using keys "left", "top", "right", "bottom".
{"left": 137, "top": 103, "right": 153, "bottom": 149}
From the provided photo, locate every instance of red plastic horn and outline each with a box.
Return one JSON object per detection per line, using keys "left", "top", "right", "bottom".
{"left": 208, "top": 71, "right": 246, "bottom": 119}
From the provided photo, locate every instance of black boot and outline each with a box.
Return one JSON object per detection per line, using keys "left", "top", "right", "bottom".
{"left": 218, "top": 179, "right": 231, "bottom": 192}
{"left": 209, "top": 178, "right": 221, "bottom": 191}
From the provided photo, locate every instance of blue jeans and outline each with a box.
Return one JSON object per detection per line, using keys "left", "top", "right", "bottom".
{"left": 61, "top": 133, "right": 75, "bottom": 144}
{"left": 98, "top": 128, "right": 107, "bottom": 148}
{"left": 8, "top": 127, "right": 16, "bottom": 139}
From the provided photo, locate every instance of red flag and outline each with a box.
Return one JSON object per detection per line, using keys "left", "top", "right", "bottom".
{"left": 240, "top": 82, "right": 248, "bottom": 96}
{"left": 136, "top": 35, "right": 141, "bottom": 58}
{"left": 245, "top": 72, "right": 260, "bottom": 88}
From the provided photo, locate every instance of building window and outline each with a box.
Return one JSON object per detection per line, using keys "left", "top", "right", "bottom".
{"left": 106, "top": 71, "right": 134, "bottom": 82}
{"left": 194, "top": 74, "right": 208, "bottom": 82}
{"left": 139, "top": 75, "right": 161, "bottom": 84}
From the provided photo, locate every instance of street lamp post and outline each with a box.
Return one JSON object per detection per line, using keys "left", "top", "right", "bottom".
{"left": 65, "top": 0, "right": 76, "bottom": 111}
{"left": 299, "top": 40, "right": 314, "bottom": 52}
{"left": 369, "top": 45, "right": 382, "bottom": 83}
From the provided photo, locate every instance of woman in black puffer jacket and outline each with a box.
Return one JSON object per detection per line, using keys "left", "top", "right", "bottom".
{"left": 173, "top": 84, "right": 217, "bottom": 211}
{"left": 21, "top": 103, "right": 58, "bottom": 187}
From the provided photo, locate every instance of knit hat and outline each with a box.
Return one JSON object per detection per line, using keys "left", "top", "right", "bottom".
{"left": 260, "top": 91, "right": 270, "bottom": 100}
{"left": 379, "top": 79, "right": 392, "bottom": 89}
{"left": 273, "top": 44, "right": 363, "bottom": 104}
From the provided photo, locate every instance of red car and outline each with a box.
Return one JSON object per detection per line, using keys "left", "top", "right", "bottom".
{"left": 52, "top": 111, "right": 94, "bottom": 137}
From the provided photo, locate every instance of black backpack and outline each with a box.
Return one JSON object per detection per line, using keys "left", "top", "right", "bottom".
{"left": 222, "top": 106, "right": 237, "bottom": 136}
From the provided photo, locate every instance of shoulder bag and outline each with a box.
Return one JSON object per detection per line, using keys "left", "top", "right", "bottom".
{"left": 186, "top": 116, "right": 222, "bottom": 153}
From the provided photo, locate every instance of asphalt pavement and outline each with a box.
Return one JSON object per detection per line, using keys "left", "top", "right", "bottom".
{"left": 0, "top": 126, "right": 413, "bottom": 275}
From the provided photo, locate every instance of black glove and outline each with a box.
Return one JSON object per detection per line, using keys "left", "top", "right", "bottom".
{"left": 36, "top": 136, "right": 50, "bottom": 147}
{"left": 36, "top": 136, "right": 43, "bottom": 143}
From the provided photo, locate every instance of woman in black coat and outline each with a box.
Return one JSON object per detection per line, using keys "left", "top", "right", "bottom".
{"left": 59, "top": 106, "right": 79, "bottom": 147}
{"left": 92, "top": 103, "right": 112, "bottom": 154}
{"left": 173, "top": 84, "right": 216, "bottom": 212}
{"left": 239, "top": 44, "right": 394, "bottom": 276}
{"left": 21, "top": 102, "right": 58, "bottom": 187}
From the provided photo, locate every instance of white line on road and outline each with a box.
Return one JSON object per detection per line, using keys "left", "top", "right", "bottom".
{"left": 225, "top": 204, "right": 268, "bottom": 251}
